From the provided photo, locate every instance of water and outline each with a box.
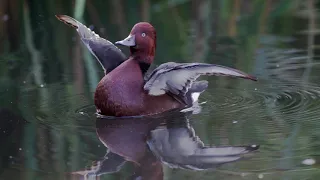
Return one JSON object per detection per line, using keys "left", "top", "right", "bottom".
{"left": 1, "top": 1, "right": 320, "bottom": 180}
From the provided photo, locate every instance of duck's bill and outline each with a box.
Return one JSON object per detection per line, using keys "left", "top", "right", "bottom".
{"left": 115, "top": 34, "right": 136, "bottom": 47}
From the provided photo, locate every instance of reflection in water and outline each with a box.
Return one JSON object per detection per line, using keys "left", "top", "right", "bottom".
{"left": 71, "top": 111, "right": 259, "bottom": 180}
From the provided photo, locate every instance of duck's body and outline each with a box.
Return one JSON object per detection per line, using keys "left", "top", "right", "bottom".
{"left": 94, "top": 59, "right": 181, "bottom": 116}
{"left": 56, "top": 15, "right": 257, "bottom": 117}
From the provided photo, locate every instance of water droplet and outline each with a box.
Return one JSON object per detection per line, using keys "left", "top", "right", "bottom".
{"left": 276, "top": 64, "right": 279, "bottom": 67}
{"left": 23, "top": 81, "right": 26, "bottom": 84}
{"left": 258, "top": 174, "right": 264, "bottom": 179}
{"left": 9, "top": 156, "right": 13, "bottom": 159}
{"left": 79, "top": 112, "right": 85, "bottom": 115}
{"left": 254, "top": 88, "right": 258, "bottom": 91}
{"left": 40, "top": 84, "right": 44, "bottom": 88}
{"left": 302, "top": 158, "right": 315, "bottom": 165}
{"left": 232, "top": 120, "right": 238, "bottom": 124}
{"left": 19, "top": 148, "right": 22, "bottom": 151}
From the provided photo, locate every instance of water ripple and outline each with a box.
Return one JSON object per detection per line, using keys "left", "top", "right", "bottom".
{"left": 201, "top": 81, "right": 320, "bottom": 123}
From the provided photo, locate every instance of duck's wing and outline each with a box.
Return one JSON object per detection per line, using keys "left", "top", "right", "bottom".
{"left": 144, "top": 62, "right": 257, "bottom": 103}
{"left": 55, "top": 15, "right": 126, "bottom": 74}
{"left": 147, "top": 118, "right": 259, "bottom": 170}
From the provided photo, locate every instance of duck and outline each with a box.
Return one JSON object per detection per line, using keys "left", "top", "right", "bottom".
{"left": 56, "top": 15, "right": 257, "bottom": 117}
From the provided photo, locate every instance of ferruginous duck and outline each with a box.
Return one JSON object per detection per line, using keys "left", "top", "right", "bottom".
{"left": 55, "top": 15, "right": 257, "bottom": 117}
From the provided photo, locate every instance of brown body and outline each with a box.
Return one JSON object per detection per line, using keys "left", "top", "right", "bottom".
{"left": 94, "top": 58, "right": 182, "bottom": 116}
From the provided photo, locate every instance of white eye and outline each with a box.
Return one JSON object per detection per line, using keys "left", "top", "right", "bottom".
{"left": 141, "top": 33, "right": 146, "bottom": 37}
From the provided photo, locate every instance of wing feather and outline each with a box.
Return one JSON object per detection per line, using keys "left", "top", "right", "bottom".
{"left": 144, "top": 63, "right": 257, "bottom": 99}
{"left": 55, "top": 15, "right": 126, "bottom": 74}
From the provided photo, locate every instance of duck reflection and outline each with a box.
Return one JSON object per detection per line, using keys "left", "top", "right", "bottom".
{"left": 73, "top": 111, "right": 259, "bottom": 180}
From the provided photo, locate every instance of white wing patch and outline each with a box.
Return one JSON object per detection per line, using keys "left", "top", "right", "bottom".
{"left": 191, "top": 92, "right": 200, "bottom": 103}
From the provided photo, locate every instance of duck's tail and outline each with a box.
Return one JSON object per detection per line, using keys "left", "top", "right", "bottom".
{"left": 187, "top": 80, "right": 208, "bottom": 103}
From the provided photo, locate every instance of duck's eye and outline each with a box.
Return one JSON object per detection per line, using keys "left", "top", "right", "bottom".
{"left": 141, "top": 33, "right": 146, "bottom": 37}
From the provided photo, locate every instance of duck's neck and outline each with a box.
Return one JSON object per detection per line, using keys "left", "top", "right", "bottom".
{"left": 138, "top": 61, "right": 151, "bottom": 74}
{"left": 131, "top": 52, "right": 154, "bottom": 75}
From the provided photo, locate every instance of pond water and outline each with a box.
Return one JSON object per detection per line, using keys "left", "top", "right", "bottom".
{"left": 1, "top": 1, "right": 320, "bottom": 180}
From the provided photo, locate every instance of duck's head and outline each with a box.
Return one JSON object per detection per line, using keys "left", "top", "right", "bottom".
{"left": 116, "top": 22, "right": 156, "bottom": 63}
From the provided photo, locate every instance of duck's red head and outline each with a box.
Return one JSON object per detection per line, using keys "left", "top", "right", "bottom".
{"left": 115, "top": 22, "right": 156, "bottom": 64}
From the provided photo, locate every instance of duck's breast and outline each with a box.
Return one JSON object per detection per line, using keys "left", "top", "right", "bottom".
{"left": 94, "top": 60, "right": 145, "bottom": 116}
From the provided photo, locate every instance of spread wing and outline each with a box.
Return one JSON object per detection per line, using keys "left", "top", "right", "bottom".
{"left": 144, "top": 62, "right": 257, "bottom": 97}
{"left": 55, "top": 15, "right": 126, "bottom": 74}
{"left": 147, "top": 118, "right": 259, "bottom": 170}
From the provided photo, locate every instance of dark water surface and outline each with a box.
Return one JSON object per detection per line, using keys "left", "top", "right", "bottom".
{"left": 1, "top": 1, "right": 320, "bottom": 180}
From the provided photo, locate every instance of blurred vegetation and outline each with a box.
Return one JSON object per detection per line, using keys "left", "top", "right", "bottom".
{"left": 0, "top": 0, "right": 320, "bottom": 179}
